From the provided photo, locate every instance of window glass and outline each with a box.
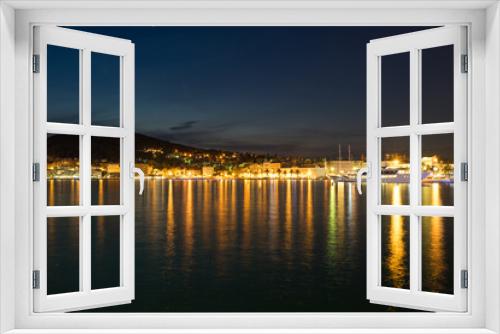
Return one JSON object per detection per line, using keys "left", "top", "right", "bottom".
{"left": 47, "top": 217, "right": 80, "bottom": 295}
{"left": 381, "top": 137, "right": 410, "bottom": 205}
{"left": 47, "top": 134, "right": 80, "bottom": 206}
{"left": 91, "top": 52, "right": 121, "bottom": 127}
{"left": 381, "top": 215, "right": 410, "bottom": 289}
{"left": 381, "top": 52, "right": 410, "bottom": 127}
{"left": 421, "top": 45, "right": 454, "bottom": 124}
{"left": 91, "top": 137, "right": 121, "bottom": 206}
{"left": 91, "top": 216, "right": 121, "bottom": 290}
{"left": 421, "top": 134, "right": 454, "bottom": 206}
{"left": 47, "top": 45, "right": 80, "bottom": 124}
{"left": 421, "top": 216, "right": 454, "bottom": 294}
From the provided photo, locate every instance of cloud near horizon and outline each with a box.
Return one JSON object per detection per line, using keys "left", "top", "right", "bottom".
{"left": 170, "top": 120, "right": 199, "bottom": 131}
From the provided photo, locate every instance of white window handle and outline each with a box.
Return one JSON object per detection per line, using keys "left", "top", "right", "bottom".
{"left": 356, "top": 163, "right": 371, "bottom": 195}
{"left": 130, "top": 162, "right": 145, "bottom": 195}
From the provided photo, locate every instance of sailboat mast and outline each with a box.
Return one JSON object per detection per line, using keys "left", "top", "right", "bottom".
{"left": 338, "top": 144, "right": 341, "bottom": 175}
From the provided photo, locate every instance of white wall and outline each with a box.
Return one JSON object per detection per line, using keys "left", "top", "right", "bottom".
{"left": 485, "top": 2, "right": 500, "bottom": 333}
{"left": 0, "top": 2, "right": 16, "bottom": 333}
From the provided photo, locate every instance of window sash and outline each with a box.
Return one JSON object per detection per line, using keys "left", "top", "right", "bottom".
{"left": 366, "top": 26, "right": 468, "bottom": 312}
{"left": 32, "top": 26, "right": 136, "bottom": 312}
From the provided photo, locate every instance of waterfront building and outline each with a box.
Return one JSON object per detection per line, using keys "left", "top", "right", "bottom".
{"left": 326, "top": 160, "right": 364, "bottom": 176}
{"left": 202, "top": 166, "right": 215, "bottom": 177}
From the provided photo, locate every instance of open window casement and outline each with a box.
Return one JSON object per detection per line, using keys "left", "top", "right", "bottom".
{"left": 33, "top": 26, "right": 140, "bottom": 312}
{"left": 364, "top": 26, "right": 468, "bottom": 312}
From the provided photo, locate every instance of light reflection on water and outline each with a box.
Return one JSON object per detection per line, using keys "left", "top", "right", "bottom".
{"left": 380, "top": 182, "right": 454, "bottom": 293}
{"left": 47, "top": 179, "right": 453, "bottom": 312}
{"left": 421, "top": 183, "right": 454, "bottom": 294}
{"left": 382, "top": 184, "right": 410, "bottom": 290}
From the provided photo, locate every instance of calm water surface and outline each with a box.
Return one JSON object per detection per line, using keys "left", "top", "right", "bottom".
{"left": 46, "top": 179, "right": 454, "bottom": 312}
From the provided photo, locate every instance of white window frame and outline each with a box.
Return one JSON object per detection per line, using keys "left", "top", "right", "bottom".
{"left": 0, "top": 1, "right": 499, "bottom": 333}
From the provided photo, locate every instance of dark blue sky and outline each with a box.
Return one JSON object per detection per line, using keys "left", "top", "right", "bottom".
{"left": 61, "top": 26, "right": 450, "bottom": 159}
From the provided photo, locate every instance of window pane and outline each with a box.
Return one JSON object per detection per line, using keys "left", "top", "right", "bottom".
{"left": 47, "top": 45, "right": 80, "bottom": 124}
{"left": 381, "top": 52, "right": 410, "bottom": 127}
{"left": 47, "top": 217, "right": 80, "bottom": 295}
{"left": 381, "top": 215, "right": 410, "bottom": 289}
{"left": 91, "top": 137, "right": 121, "bottom": 205}
{"left": 92, "top": 52, "right": 120, "bottom": 127}
{"left": 421, "top": 134, "right": 454, "bottom": 206}
{"left": 422, "top": 216, "right": 454, "bottom": 294}
{"left": 91, "top": 216, "right": 121, "bottom": 290}
{"left": 380, "top": 137, "right": 410, "bottom": 205}
{"left": 47, "top": 134, "right": 80, "bottom": 206}
{"left": 421, "top": 45, "right": 454, "bottom": 124}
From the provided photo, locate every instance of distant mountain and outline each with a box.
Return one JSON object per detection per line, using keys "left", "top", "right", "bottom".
{"left": 135, "top": 133, "right": 227, "bottom": 155}
{"left": 47, "top": 133, "right": 228, "bottom": 163}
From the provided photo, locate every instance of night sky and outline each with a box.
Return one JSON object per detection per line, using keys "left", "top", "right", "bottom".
{"left": 52, "top": 26, "right": 454, "bottom": 160}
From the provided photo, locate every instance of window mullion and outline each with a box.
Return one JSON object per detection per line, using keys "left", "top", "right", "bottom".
{"left": 81, "top": 48, "right": 92, "bottom": 293}
{"left": 409, "top": 48, "right": 421, "bottom": 292}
